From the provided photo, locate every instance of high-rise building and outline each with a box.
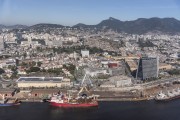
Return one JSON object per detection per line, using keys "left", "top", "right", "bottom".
{"left": 136, "top": 57, "right": 159, "bottom": 80}
{"left": 81, "top": 50, "right": 89, "bottom": 58}
{"left": 28, "top": 37, "right": 32, "bottom": 45}
{"left": 0, "top": 35, "right": 5, "bottom": 51}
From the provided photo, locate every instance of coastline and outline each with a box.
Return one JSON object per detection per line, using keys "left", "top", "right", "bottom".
{"left": 98, "top": 97, "right": 153, "bottom": 102}
{"left": 19, "top": 96, "right": 154, "bottom": 103}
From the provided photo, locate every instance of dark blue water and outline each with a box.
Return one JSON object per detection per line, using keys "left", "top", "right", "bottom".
{"left": 0, "top": 100, "right": 179, "bottom": 120}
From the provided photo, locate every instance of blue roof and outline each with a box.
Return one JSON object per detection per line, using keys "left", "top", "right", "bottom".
{"left": 17, "top": 77, "right": 63, "bottom": 82}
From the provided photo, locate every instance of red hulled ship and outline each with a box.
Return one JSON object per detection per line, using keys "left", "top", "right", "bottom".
{"left": 50, "top": 101, "right": 98, "bottom": 107}
{"left": 48, "top": 72, "right": 99, "bottom": 107}
{"left": 48, "top": 86, "right": 99, "bottom": 107}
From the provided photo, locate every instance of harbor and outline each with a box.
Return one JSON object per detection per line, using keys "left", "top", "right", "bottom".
{"left": 1, "top": 81, "right": 180, "bottom": 103}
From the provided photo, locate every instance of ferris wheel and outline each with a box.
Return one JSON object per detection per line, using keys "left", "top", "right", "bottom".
{"left": 80, "top": 69, "right": 93, "bottom": 87}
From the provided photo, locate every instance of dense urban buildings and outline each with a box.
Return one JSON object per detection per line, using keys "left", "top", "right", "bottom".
{"left": 0, "top": 18, "right": 179, "bottom": 104}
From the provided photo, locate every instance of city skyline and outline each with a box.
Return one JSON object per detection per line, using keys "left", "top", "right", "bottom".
{"left": 0, "top": 0, "right": 180, "bottom": 26}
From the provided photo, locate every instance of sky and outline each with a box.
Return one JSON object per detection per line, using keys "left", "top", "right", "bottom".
{"left": 0, "top": 0, "right": 180, "bottom": 26}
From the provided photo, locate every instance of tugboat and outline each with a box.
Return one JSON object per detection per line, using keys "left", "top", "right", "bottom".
{"left": 48, "top": 73, "right": 99, "bottom": 107}
{"left": 155, "top": 88, "right": 180, "bottom": 102}
{"left": 0, "top": 101, "right": 20, "bottom": 106}
{"left": 0, "top": 95, "right": 21, "bottom": 107}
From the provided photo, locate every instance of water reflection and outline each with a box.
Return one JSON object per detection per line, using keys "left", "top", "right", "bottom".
{"left": 0, "top": 101, "right": 179, "bottom": 120}
{"left": 49, "top": 106, "right": 99, "bottom": 120}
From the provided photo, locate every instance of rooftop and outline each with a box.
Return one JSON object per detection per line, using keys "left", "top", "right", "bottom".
{"left": 17, "top": 77, "right": 63, "bottom": 83}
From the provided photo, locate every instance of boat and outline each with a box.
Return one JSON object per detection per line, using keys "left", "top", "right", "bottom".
{"left": 48, "top": 87, "right": 99, "bottom": 107}
{"left": 48, "top": 72, "right": 99, "bottom": 107}
{"left": 50, "top": 101, "right": 98, "bottom": 107}
{"left": 0, "top": 94, "right": 21, "bottom": 107}
{"left": 154, "top": 88, "right": 180, "bottom": 102}
{"left": 0, "top": 102, "right": 20, "bottom": 107}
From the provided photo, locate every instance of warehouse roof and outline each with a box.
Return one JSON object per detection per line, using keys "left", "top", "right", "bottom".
{"left": 17, "top": 77, "right": 63, "bottom": 82}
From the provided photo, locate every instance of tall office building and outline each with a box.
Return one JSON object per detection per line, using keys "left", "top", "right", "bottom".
{"left": 81, "top": 50, "right": 89, "bottom": 58}
{"left": 0, "top": 35, "right": 5, "bottom": 51}
{"left": 136, "top": 57, "right": 159, "bottom": 80}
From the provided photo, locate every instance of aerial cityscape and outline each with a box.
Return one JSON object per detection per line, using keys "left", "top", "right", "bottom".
{"left": 0, "top": 0, "right": 180, "bottom": 120}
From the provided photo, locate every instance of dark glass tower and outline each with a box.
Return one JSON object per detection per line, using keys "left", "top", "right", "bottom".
{"left": 136, "top": 57, "right": 159, "bottom": 80}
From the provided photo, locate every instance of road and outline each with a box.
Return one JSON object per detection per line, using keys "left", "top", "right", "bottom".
{"left": 140, "top": 76, "right": 180, "bottom": 88}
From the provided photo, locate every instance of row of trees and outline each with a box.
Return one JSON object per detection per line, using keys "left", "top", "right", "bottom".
{"left": 138, "top": 40, "right": 156, "bottom": 48}
{"left": 0, "top": 68, "right": 5, "bottom": 74}
{"left": 20, "top": 61, "right": 42, "bottom": 68}
{"left": 25, "top": 64, "right": 76, "bottom": 76}
{"left": 46, "top": 68, "right": 64, "bottom": 75}
{"left": 0, "top": 65, "right": 18, "bottom": 79}
{"left": 168, "top": 69, "right": 180, "bottom": 75}
{"left": 52, "top": 46, "right": 104, "bottom": 54}
{"left": 63, "top": 64, "right": 76, "bottom": 75}
{"left": 52, "top": 46, "right": 119, "bottom": 56}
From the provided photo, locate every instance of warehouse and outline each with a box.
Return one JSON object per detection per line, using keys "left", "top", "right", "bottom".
{"left": 16, "top": 77, "right": 71, "bottom": 88}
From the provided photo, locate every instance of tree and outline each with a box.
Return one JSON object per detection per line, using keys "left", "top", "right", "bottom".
{"left": 0, "top": 68, "right": 5, "bottom": 74}
{"left": 37, "top": 62, "right": 42, "bottom": 67}
{"left": 21, "top": 62, "right": 28, "bottom": 67}
{"left": 168, "top": 69, "right": 180, "bottom": 75}
{"left": 9, "top": 65, "right": 17, "bottom": 72}
{"left": 29, "top": 67, "right": 41, "bottom": 72}
{"left": 63, "top": 64, "right": 76, "bottom": 75}
{"left": 47, "top": 68, "right": 63, "bottom": 75}
{"left": 23, "top": 52, "right": 27, "bottom": 58}
{"left": 30, "top": 61, "right": 36, "bottom": 67}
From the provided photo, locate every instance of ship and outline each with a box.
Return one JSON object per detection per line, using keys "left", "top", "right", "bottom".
{"left": 0, "top": 95, "right": 21, "bottom": 107}
{"left": 48, "top": 87, "right": 99, "bottom": 107}
{"left": 154, "top": 88, "right": 180, "bottom": 102}
{"left": 0, "top": 102, "right": 20, "bottom": 107}
{"left": 48, "top": 72, "right": 99, "bottom": 107}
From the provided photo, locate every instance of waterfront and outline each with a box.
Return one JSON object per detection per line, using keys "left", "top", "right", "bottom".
{"left": 0, "top": 100, "right": 179, "bottom": 120}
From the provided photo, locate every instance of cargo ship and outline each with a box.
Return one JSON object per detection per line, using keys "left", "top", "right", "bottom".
{"left": 48, "top": 87, "right": 99, "bottom": 107}
{"left": 154, "top": 88, "right": 180, "bottom": 102}
{"left": 48, "top": 72, "right": 99, "bottom": 107}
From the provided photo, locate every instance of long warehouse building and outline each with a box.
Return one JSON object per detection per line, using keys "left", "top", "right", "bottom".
{"left": 16, "top": 77, "right": 72, "bottom": 88}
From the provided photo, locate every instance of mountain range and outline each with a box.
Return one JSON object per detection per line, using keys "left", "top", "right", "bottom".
{"left": 0, "top": 24, "right": 28, "bottom": 30}
{"left": 1, "top": 17, "right": 180, "bottom": 34}
{"left": 73, "top": 17, "right": 180, "bottom": 34}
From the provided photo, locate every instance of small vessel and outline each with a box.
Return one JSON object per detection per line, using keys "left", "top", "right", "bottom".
{"left": 0, "top": 102, "right": 20, "bottom": 107}
{"left": 0, "top": 94, "right": 21, "bottom": 107}
{"left": 48, "top": 87, "right": 99, "bottom": 108}
{"left": 155, "top": 88, "right": 180, "bottom": 102}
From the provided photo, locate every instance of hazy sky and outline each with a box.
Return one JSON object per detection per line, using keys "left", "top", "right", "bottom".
{"left": 0, "top": 0, "right": 180, "bottom": 26}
